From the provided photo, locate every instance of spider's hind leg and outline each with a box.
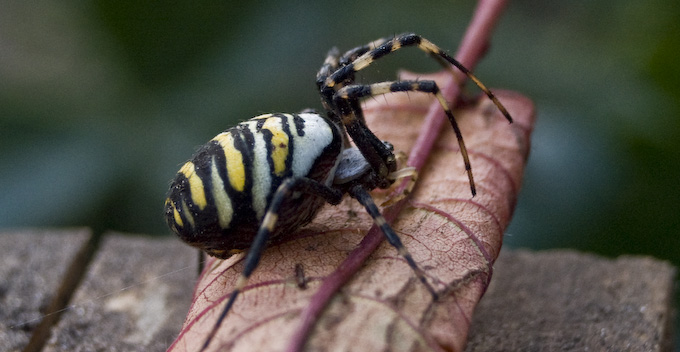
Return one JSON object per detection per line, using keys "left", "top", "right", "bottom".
{"left": 200, "top": 177, "right": 343, "bottom": 352}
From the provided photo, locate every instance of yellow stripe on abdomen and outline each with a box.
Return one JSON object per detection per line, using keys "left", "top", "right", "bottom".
{"left": 179, "top": 162, "right": 207, "bottom": 210}
{"left": 213, "top": 132, "right": 246, "bottom": 192}
{"left": 165, "top": 198, "right": 184, "bottom": 228}
{"left": 262, "top": 117, "right": 289, "bottom": 177}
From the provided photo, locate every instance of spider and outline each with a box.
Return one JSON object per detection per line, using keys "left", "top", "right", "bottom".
{"left": 164, "top": 33, "right": 512, "bottom": 351}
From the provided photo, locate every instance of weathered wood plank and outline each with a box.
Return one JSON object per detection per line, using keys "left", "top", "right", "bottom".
{"left": 2, "top": 230, "right": 674, "bottom": 351}
{"left": 0, "top": 228, "right": 91, "bottom": 352}
{"left": 466, "top": 249, "right": 676, "bottom": 351}
{"left": 43, "top": 232, "right": 198, "bottom": 352}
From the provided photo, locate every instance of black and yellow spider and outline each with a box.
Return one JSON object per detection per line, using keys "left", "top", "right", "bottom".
{"left": 164, "top": 33, "right": 512, "bottom": 351}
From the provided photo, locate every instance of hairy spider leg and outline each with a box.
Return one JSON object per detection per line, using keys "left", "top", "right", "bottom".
{"left": 319, "top": 33, "right": 513, "bottom": 196}
{"left": 349, "top": 184, "right": 439, "bottom": 299}
{"left": 335, "top": 80, "right": 476, "bottom": 195}
{"left": 326, "top": 33, "right": 512, "bottom": 124}
{"left": 200, "top": 177, "right": 343, "bottom": 352}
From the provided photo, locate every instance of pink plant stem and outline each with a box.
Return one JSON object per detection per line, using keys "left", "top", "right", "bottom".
{"left": 285, "top": 1, "right": 508, "bottom": 351}
{"left": 410, "top": 0, "right": 508, "bottom": 169}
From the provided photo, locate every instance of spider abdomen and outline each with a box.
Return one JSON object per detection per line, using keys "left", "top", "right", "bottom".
{"left": 165, "top": 112, "right": 342, "bottom": 258}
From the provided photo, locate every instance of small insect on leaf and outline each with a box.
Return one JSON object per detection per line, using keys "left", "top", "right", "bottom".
{"left": 169, "top": 68, "right": 534, "bottom": 352}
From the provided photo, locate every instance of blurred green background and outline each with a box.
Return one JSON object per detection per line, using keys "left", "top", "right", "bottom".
{"left": 1, "top": 0, "right": 678, "bottom": 341}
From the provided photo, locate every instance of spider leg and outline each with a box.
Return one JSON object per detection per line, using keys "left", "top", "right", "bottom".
{"left": 200, "top": 177, "right": 343, "bottom": 352}
{"left": 317, "top": 36, "right": 389, "bottom": 89}
{"left": 316, "top": 47, "right": 340, "bottom": 86}
{"left": 317, "top": 36, "right": 391, "bottom": 118}
{"left": 319, "top": 36, "right": 391, "bottom": 127}
{"left": 197, "top": 249, "right": 205, "bottom": 276}
{"left": 337, "top": 36, "right": 390, "bottom": 67}
{"left": 325, "top": 33, "right": 512, "bottom": 124}
{"left": 348, "top": 184, "right": 438, "bottom": 299}
{"left": 316, "top": 47, "right": 347, "bottom": 126}
{"left": 335, "top": 80, "right": 477, "bottom": 196}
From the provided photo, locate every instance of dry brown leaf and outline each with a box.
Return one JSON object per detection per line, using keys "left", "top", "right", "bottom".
{"left": 169, "top": 71, "right": 535, "bottom": 352}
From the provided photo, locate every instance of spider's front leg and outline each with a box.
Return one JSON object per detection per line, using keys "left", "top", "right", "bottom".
{"left": 324, "top": 33, "right": 513, "bottom": 125}
{"left": 334, "top": 79, "right": 478, "bottom": 196}
{"left": 337, "top": 36, "right": 391, "bottom": 67}
{"left": 333, "top": 97, "right": 397, "bottom": 189}
{"left": 348, "top": 184, "right": 438, "bottom": 300}
{"left": 331, "top": 146, "right": 438, "bottom": 301}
